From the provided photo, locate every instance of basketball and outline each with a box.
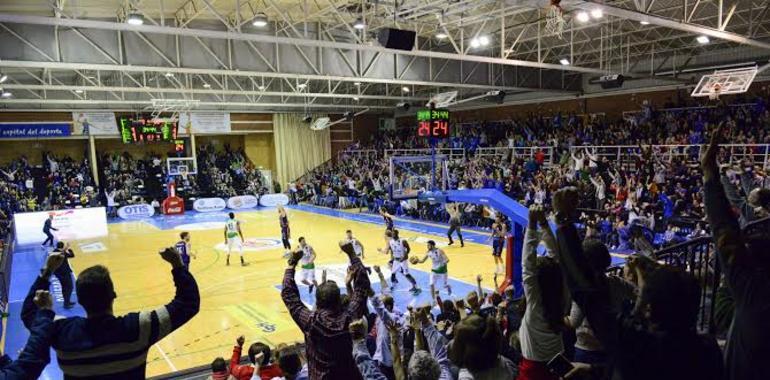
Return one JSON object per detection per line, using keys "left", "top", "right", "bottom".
{"left": 409, "top": 256, "right": 419, "bottom": 265}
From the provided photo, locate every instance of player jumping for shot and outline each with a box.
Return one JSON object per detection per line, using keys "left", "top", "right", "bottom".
{"left": 344, "top": 229, "right": 364, "bottom": 259}
{"left": 278, "top": 205, "right": 291, "bottom": 256}
{"left": 378, "top": 229, "right": 420, "bottom": 294}
{"left": 412, "top": 240, "right": 452, "bottom": 298}
{"left": 175, "top": 231, "right": 197, "bottom": 270}
{"left": 446, "top": 203, "right": 464, "bottom": 247}
{"left": 224, "top": 212, "right": 247, "bottom": 266}
{"left": 380, "top": 207, "right": 395, "bottom": 232}
{"left": 490, "top": 215, "right": 507, "bottom": 275}
{"left": 297, "top": 237, "right": 318, "bottom": 294}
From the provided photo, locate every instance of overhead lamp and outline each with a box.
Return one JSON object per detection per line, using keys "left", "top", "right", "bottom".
{"left": 354, "top": 81, "right": 361, "bottom": 86}
{"left": 252, "top": 13, "right": 268, "bottom": 27}
{"left": 590, "top": 9, "right": 603, "bottom": 19}
{"left": 0, "top": 73, "right": 7, "bottom": 83}
{"left": 696, "top": 35, "right": 710, "bottom": 44}
{"left": 640, "top": 20, "right": 650, "bottom": 25}
{"left": 401, "top": 86, "right": 410, "bottom": 93}
{"left": 297, "top": 83, "right": 307, "bottom": 89}
{"left": 470, "top": 38, "right": 481, "bottom": 48}
{"left": 164, "top": 72, "right": 174, "bottom": 78}
{"left": 576, "top": 11, "right": 590, "bottom": 23}
{"left": 435, "top": 32, "right": 448, "bottom": 40}
{"left": 74, "top": 89, "right": 84, "bottom": 94}
{"left": 203, "top": 83, "right": 211, "bottom": 89}
{"left": 478, "top": 35, "right": 490, "bottom": 46}
{"left": 353, "top": 97, "right": 360, "bottom": 102}
{"left": 559, "top": 58, "right": 570, "bottom": 66}
{"left": 353, "top": 18, "right": 366, "bottom": 30}
{"left": 1, "top": 90, "right": 11, "bottom": 98}
{"left": 257, "top": 85, "right": 266, "bottom": 91}
{"left": 126, "top": 11, "right": 144, "bottom": 25}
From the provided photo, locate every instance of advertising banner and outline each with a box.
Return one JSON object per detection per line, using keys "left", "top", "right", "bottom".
{"left": 14, "top": 207, "right": 108, "bottom": 245}
{"left": 0, "top": 123, "right": 71, "bottom": 139}
{"left": 227, "top": 195, "right": 259, "bottom": 210}
{"left": 72, "top": 112, "right": 119, "bottom": 136}
{"left": 193, "top": 198, "right": 227, "bottom": 212}
{"left": 117, "top": 204, "right": 155, "bottom": 220}
{"left": 259, "top": 193, "right": 289, "bottom": 207}
{"left": 178, "top": 112, "right": 231, "bottom": 134}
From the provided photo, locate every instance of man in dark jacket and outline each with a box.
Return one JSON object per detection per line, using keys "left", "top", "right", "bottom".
{"left": 41, "top": 214, "right": 57, "bottom": 247}
{"left": 52, "top": 241, "right": 76, "bottom": 309}
{"left": 21, "top": 246, "right": 200, "bottom": 379}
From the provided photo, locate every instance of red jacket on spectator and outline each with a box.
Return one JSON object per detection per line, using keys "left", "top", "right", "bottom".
{"left": 229, "top": 345, "right": 283, "bottom": 380}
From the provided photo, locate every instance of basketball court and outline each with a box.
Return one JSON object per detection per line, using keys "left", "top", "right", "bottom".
{"left": 5, "top": 205, "right": 504, "bottom": 378}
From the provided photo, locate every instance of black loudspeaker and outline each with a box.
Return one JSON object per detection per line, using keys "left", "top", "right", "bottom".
{"left": 378, "top": 28, "right": 416, "bottom": 51}
{"left": 599, "top": 74, "right": 625, "bottom": 89}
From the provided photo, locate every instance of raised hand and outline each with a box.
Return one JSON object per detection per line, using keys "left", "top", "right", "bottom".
{"left": 33, "top": 290, "right": 53, "bottom": 310}
{"left": 160, "top": 247, "right": 184, "bottom": 269}
{"left": 287, "top": 250, "right": 303, "bottom": 267}
{"left": 700, "top": 122, "right": 724, "bottom": 181}
{"left": 236, "top": 335, "right": 245, "bottom": 347}
{"left": 553, "top": 187, "right": 579, "bottom": 224}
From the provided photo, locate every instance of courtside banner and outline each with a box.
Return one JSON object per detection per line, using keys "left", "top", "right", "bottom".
{"left": 0, "top": 123, "right": 71, "bottom": 139}
{"left": 227, "top": 195, "right": 259, "bottom": 210}
{"left": 193, "top": 198, "right": 227, "bottom": 212}
{"left": 117, "top": 204, "right": 155, "bottom": 220}
{"left": 259, "top": 193, "right": 289, "bottom": 207}
{"left": 14, "top": 207, "right": 108, "bottom": 245}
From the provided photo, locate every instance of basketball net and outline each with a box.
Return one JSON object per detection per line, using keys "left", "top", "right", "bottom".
{"left": 544, "top": 1, "right": 565, "bottom": 39}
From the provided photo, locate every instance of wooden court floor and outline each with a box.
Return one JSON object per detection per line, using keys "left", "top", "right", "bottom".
{"left": 66, "top": 208, "right": 497, "bottom": 376}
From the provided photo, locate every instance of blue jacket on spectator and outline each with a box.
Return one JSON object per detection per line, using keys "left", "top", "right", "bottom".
{"left": 0, "top": 309, "right": 54, "bottom": 379}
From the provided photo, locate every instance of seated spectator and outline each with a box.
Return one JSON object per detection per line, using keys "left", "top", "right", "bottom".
{"left": 281, "top": 241, "right": 371, "bottom": 380}
{"left": 230, "top": 337, "right": 282, "bottom": 380}
{"left": 208, "top": 357, "right": 236, "bottom": 380}
{"left": 20, "top": 246, "right": 200, "bottom": 379}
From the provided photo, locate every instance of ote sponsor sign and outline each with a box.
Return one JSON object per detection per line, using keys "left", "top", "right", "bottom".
{"left": 193, "top": 197, "right": 227, "bottom": 212}
{"left": 227, "top": 195, "right": 259, "bottom": 210}
{"left": 259, "top": 193, "right": 289, "bottom": 207}
{"left": 117, "top": 204, "right": 155, "bottom": 219}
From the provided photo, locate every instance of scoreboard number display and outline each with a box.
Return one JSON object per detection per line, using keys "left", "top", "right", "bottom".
{"left": 119, "top": 116, "right": 179, "bottom": 144}
{"left": 417, "top": 108, "right": 450, "bottom": 138}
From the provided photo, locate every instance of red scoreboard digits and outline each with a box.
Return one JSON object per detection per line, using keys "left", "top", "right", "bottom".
{"left": 416, "top": 108, "right": 451, "bottom": 138}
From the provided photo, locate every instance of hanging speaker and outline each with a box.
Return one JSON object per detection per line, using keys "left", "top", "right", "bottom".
{"left": 377, "top": 28, "right": 416, "bottom": 51}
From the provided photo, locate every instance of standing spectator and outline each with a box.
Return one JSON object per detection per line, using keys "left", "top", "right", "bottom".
{"left": 281, "top": 242, "right": 371, "bottom": 380}
{"left": 51, "top": 241, "right": 76, "bottom": 309}
{"left": 41, "top": 214, "right": 57, "bottom": 247}
{"left": 701, "top": 125, "right": 770, "bottom": 380}
{"left": 20, "top": 247, "right": 200, "bottom": 379}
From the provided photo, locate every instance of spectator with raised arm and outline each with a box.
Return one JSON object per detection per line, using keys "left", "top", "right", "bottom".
{"left": 20, "top": 246, "right": 200, "bottom": 379}
{"left": 701, "top": 124, "right": 770, "bottom": 380}
{"left": 281, "top": 241, "right": 371, "bottom": 380}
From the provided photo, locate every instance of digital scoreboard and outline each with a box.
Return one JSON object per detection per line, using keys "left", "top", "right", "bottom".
{"left": 417, "top": 108, "right": 450, "bottom": 138}
{"left": 118, "top": 116, "right": 179, "bottom": 144}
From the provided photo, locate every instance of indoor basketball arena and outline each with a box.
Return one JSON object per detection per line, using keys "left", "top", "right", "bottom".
{"left": 0, "top": 1, "right": 769, "bottom": 379}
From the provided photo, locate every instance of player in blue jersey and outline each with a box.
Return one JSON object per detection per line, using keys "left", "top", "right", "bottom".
{"left": 380, "top": 207, "right": 395, "bottom": 232}
{"left": 176, "top": 231, "right": 196, "bottom": 270}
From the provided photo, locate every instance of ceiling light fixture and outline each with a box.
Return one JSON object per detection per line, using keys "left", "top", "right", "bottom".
{"left": 640, "top": 20, "right": 650, "bottom": 25}
{"left": 402, "top": 86, "right": 410, "bottom": 93}
{"left": 696, "top": 35, "right": 710, "bottom": 44}
{"left": 257, "top": 85, "right": 266, "bottom": 91}
{"left": 576, "top": 11, "right": 590, "bottom": 23}
{"left": 297, "top": 83, "right": 307, "bottom": 89}
{"left": 354, "top": 81, "right": 361, "bottom": 86}
{"left": 478, "top": 35, "right": 490, "bottom": 46}
{"left": 203, "top": 83, "right": 211, "bottom": 89}
{"left": 74, "top": 89, "right": 84, "bottom": 94}
{"left": 1, "top": 90, "right": 12, "bottom": 98}
{"left": 0, "top": 74, "right": 7, "bottom": 83}
{"left": 435, "top": 32, "right": 448, "bottom": 40}
{"left": 590, "top": 9, "right": 603, "bottom": 19}
{"left": 353, "top": 97, "right": 360, "bottom": 102}
{"left": 126, "top": 11, "right": 145, "bottom": 25}
{"left": 353, "top": 18, "right": 366, "bottom": 30}
{"left": 252, "top": 13, "right": 268, "bottom": 27}
{"left": 559, "top": 58, "right": 570, "bottom": 66}
{"left": 164, "top": 72, "right": 174, "bottom": 78}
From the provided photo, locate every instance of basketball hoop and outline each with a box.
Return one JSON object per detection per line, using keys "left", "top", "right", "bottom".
{"left": 427, "top": 91, "right": 458, "bottom": 108}
{"left": 544, "top": 0, "right": 565, "bottom": 39}
{"left": 708, "top": 83, "right": 722, "bottom": 100}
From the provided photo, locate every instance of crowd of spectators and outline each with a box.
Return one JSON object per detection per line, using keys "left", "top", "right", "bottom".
{"left": 295, "top": 93, "right": 770, "bottom": 253}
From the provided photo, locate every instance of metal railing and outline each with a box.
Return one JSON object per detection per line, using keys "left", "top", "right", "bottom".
{"left": 385, "top": 148, "right": 466, "bottom": 160}
{"left": 475, "top": 146, "right": 556, "bottom": 167}
{"left": 336, "top": 149, "right": 379, "bottom": 162}
{"left": 570, "top": 144, "right": 770, "bottom": 170}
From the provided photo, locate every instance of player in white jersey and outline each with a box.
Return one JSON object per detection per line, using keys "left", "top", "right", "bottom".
{"left": 296, "top": 237, "right": 318, "bottom": 294}
{"left": 378, "top": 229, "right": 419, "bottom": 294}
{"left": 344, "top": 229, "right": 364, "bottom": 258}
{"left": 413, "top": 240, "right": 452, "bottom": 298}
{"left": 223, "top": 212, "right": 247, "bottom": 266}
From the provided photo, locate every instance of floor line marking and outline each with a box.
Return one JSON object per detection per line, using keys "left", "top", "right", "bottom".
{"left": 155, "top": 343, "right": 177, "bottom": 372}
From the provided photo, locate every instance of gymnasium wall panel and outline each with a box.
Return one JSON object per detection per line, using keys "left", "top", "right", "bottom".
{"left": 244, "top": 134, "right": 275, "bottom": 172}
{"left": 0, "top": 139, "right": 88, "bottom": 166}
{"left": 273, "top": 114, "right": 330, "bottom": 187}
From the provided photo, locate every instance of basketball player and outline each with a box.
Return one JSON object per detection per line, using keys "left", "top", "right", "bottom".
{"left": 446, "top": 203, "right": 464, "bottom": 247}
{"left": 278, "top": 206, "right": 291, "bottom": 255}
{"left": 297, "top": 237, "right": 318, "bottom": 294}
{"left": 176, "top": 231, "right": 196, "bottom": 270}
{"left": 224, "top": 212, "right": 247, "bottom": 266}
{"left": 378, "top": 229, "right": 419, "bottom": 294}
{"left": 379, "top": 207, "right": 395, "bottom": 232}
{"left": 413, "top": 240, "right": 452, "bottom": 298}
{"left": 344, "top": 229, "right": 364, "bottom": 259}
{"left": 490, "top": 215, "right": 507, "bottom": 274}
